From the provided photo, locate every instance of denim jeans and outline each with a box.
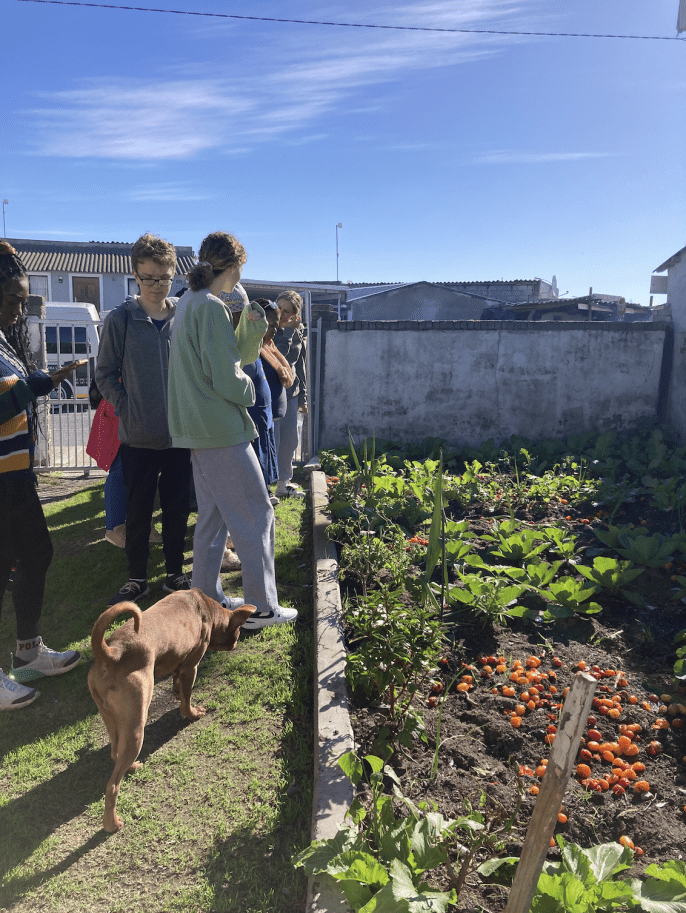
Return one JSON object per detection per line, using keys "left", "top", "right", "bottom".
{"left": 105, "top": 449, "right": 127, "bottom": 530}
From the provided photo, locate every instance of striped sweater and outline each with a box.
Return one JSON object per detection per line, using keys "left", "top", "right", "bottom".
{"left": 0, "top": 333, "right": 53, "bottom": 475}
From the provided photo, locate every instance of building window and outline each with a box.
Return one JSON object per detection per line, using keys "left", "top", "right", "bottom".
{"left": 127, "top": 277, "right": 138, "bottom": 297}
{"left": 29, "top": 275, "right": 49, "bottom": 299}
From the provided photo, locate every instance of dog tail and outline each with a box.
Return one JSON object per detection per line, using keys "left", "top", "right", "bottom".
{"left": 91, "top": 602, "right": 142, "bottom": 662}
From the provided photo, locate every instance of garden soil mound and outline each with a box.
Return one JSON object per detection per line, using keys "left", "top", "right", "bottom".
{"left": 345, "top": 502, "right": 686, "bottom": 913}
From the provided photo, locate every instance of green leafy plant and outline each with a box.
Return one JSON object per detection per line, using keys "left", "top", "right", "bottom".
{"left": 537, "top": 526, "right": 581, "bottom": 562}
{"left": 485, "top": 528, "right": 549, "bottom": 566}
{"left": 593, "top": 524, "right": 640, "bottom": 550}
{"left": 448, "top": 572, "right": 527, "bottom": 626}
{"left": 336, "top": 521, "right": 411, "bottom": 597}
{"left": 293, "top": 751, "right": 458, "bottom": 912}
{"left": 615, "top": 531, "right": 675, "bottom": 568}
{"left": 673, "top": 628, "right": 686, "bottom": 685}
{"left": 519, "top": 559, "right": 564, "bottom": 589}
{"left": 630, "top": 859, "right": 686, "bottom": 911}
{"left": 543, "top": 577, "right": 602, "bottom": 617}
{"left": 577, "top": 556, "right": 644, "bottom": 606}
{"left": 344, "top": 586, "right": 444, "bottom": 746}
{"left": 447, "top": 788, "right": 523, "bottom": 899}
{"left": 531, "top": 838, "right": 634, "bottom": 912}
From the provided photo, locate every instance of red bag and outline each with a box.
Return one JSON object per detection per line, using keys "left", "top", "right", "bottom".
{"left": 86, "top": 399, "right": 121, "bottom": 471}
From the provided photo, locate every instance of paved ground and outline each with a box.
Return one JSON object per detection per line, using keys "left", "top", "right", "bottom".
{"left": 36, "top": 472, "right": 105, "bottom": 504}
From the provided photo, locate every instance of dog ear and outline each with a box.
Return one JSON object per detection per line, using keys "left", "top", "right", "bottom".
{"left": 229, "top": 606, "right": 256, "bottom": 631}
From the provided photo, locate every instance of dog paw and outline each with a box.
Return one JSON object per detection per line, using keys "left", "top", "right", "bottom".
{"left": 104, "top": 813, "right": 124, "bottom": 833}
{"left": 184, "top": 705, "right": 207, "bottom": 721}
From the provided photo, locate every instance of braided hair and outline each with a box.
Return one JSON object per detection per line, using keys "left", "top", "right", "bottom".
{"left": 0, "top": 241, "right": 34, "bottom": 370}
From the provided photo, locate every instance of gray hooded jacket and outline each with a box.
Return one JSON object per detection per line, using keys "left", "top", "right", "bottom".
{"left": 95, "top": 296, "right": 177, "bottom": 450}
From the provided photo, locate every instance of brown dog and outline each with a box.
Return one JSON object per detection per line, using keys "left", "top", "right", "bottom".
{"left": 88, "top": 588, "right": 254, "bottom": 832}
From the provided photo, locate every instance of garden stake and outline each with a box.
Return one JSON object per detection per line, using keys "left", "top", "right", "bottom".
{"left": 504, "top": 671, "right": 597, "bottom": 913}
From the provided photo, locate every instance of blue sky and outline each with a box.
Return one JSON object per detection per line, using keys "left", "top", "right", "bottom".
{"left": 2, "top": 0, "right": 684, "bottom": 303}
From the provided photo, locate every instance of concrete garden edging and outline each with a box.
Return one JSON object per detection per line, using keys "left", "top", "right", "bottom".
{"left": 306, "top": 469, "right": 354, "bottom": 913}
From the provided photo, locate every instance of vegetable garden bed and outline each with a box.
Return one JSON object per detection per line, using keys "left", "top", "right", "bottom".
{"left": 296, "top": 425, "right": 686, "bottom": 913}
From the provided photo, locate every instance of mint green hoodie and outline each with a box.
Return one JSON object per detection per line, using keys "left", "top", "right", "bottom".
{"left": 168, "top": 289, "right": 267, "bottom": 450}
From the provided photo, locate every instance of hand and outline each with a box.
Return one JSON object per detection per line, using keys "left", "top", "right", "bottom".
{"left": 50, "top": 360, "right": 85, "bottom": 387}
{"left": 281, "top": 313, "right": 301, "bottom": 329}
{"left": 246, "top": 302, "right": 266, "bottom": 321}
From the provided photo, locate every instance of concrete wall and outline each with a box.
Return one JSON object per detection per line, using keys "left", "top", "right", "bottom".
{"left": 665, "top": 257, "right": 686, "bottom": 441}
{"left": 316, "top": 320, "right": 669, "bottom": 450}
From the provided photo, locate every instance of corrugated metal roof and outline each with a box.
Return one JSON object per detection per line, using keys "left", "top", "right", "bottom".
{"left": 8, "top": 238, "right": 196, "bottom": 275}
{"left": 347, "top": 281, "right": 510, "bottom": 304}
{"left": 342, "top": 279, "right": 539, "bottom": 288}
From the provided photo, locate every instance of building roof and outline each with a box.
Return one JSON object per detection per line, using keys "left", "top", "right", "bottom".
{"left": 8, "top": 238, "right": 196, "bottom": 275}
{"left": 340, "top": 279, "right": 541, "bottom": 288}
{"left": 654, "top": 244, "right": 686, "bottom": 273}
{"left": 346, "top": 280, "right": 511, "bottom": 304}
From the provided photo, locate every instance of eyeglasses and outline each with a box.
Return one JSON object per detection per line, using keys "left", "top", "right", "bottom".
{"left": 136, "top": 274, "right": 174, "bottom": 287}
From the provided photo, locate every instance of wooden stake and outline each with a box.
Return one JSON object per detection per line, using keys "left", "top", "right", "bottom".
{"left": 504, "top": 671, "right": 597, "bottom": 913}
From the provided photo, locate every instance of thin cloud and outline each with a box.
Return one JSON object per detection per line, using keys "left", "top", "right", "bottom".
{"left": 472, "top": 150, "right": 621, "bottom": 164}
{"left": 127, "top": 183, "right": 212, "bottom": 202}
{"left": 28, "top": 1, "right": 539, "bottom": 161}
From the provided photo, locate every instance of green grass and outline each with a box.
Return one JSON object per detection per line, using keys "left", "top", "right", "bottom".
{"left": 0, "top": 479, "right": 314, "bottom": 913}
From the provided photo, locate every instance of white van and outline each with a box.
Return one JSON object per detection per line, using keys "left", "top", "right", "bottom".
{"left": 28, "top": 302, "right": 101, "bottom": 404}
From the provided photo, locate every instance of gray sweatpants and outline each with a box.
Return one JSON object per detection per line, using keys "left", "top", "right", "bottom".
{"left": 191, "top": 443, "right": 278, "bottom": 612}
{"left": 274, "top": 396, "right": 300, "bottom": 487}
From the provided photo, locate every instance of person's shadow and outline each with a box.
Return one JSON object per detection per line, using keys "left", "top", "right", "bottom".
{"left": 0, "top": 703, "right": 189, "bottom": 908}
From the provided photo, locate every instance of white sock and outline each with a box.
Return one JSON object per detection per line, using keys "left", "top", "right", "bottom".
{"left": 16, "top": 637, "right": 41, "bottom": 660}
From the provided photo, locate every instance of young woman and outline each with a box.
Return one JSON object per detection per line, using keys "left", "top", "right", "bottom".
{"left": 168, "top": 231, "right": 297, "bottom": 629}
{"left": 0, "top": 242, "right": 81, "bottom": 709}
{"left": 273, "top": 290, "right": 307, "bottom": 499}
{"left": 96, "top": 233, "right": 192, "bottom": 605}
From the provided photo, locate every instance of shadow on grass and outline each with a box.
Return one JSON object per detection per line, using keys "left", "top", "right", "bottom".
{"left": 201, "top": 827, "right": 308, "bottom": 913}
{"left": 0, "top": 707, "right": 189, "bottom": 907}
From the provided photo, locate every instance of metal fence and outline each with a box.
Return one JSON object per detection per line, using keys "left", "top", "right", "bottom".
{"left": 30, "top": 317, "right": 308, "bottom": 474}
{"left": 30, "top": 316, "right": 102, "bottom": 474}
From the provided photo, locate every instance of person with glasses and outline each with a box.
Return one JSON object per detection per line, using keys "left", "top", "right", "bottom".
{"left": 96, "top": 234, "right": 192, "bottom": 606}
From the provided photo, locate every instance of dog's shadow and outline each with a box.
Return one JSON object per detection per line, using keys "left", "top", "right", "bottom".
{"left": 0, "top": 702, "right": 189, "bottom": 905}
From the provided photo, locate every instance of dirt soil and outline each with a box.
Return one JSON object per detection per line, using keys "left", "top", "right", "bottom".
{"left": 343, "top": 496, "right": 686, "bottom": 913}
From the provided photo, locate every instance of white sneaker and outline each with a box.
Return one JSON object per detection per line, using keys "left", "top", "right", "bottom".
{"left": 0, "top": 669, "right": 39, "bottom": 710}
{"left": 220, "top": 596, "right": 245, "bottom": 610}
{"left": 243, "top": 605, "right": 298, "bottom": 630}
{"left": 11, "top": 638, "right": 81, "bottom": 682}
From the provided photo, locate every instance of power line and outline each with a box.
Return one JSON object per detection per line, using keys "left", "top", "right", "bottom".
{"left": 14, "top": 0, "right": 686, "bottom": 41}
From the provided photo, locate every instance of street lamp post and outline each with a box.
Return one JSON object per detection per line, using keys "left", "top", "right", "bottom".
{"left": 2, "top": 200, "right": 7, "bottom": 238}
{"left": 336, "top": 222, "right": 342, "bottom": 282}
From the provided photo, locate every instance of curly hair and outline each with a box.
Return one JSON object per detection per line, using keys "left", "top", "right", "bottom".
{"left": 276, "top": 289, "right": 302, "bottom": 315}
{"left": 0, "top": 241, "right": 33, "bottom": 369}
{"left": 187, "top": 232, "right": 247, "bottom": 292}
{"left": 131, "top": 233, "right": 177, "bottom": 273}
{"left": 0, "top": 242, "right": 38, "bottom": 443}
{"left": 0, "top": 240, "right": 27, "bottom": 287}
